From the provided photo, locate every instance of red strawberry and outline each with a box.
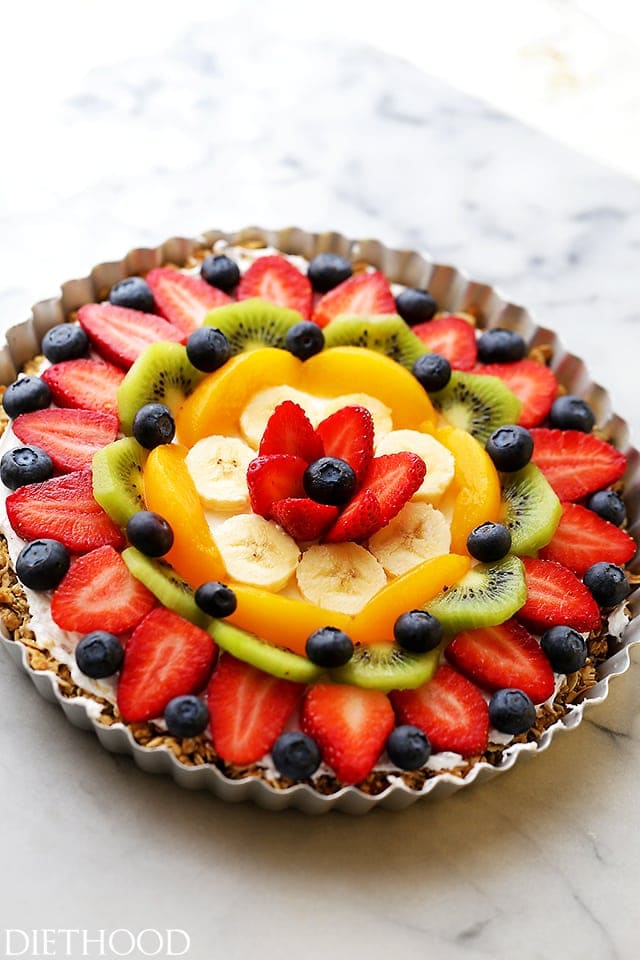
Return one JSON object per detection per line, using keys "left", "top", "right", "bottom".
{"left": 145, "top": 267, "right": 231, "bottom": 335}
{"left": 518, "top": 557, "right": 601, "bottom": 633}
{"left": 77, "top": 302, "right": 184, "bottom": 369}
{"left": 237, "top": 256, "right": 312, "bottom": 319}
{"left": 475, "top": 359, "right": 557, "bottom": 428}
{"left": 118, "top": 608, "right": 217, "bottom": 723}
{"left": 539, "top": 502, "right": 636, "bottom": 575}
{"left": 208, "top": 654, "right": 303, "bottom": 765}
{"left": 247, "top": 454, "right": 307, "bottom": 517}
{"left": 324, "top": 488, "right": 382, "bottom": 543}
{"left": 312, "top": 271, "right": 396, "bottom": 328}
{"left": 13, "top": 408, "right": 119, "bottom": 472}
{"left": 315, "top": 405, "right": 374, "bottom": 484}
{"left": 530, "top": 429, "right": 627, "bottom": 501}
{"left": 52, "top": 545, "right": 156, "bottom": 634}
{"left": 301, "top": 683, "right": 394, "bottom": 784}
{"left": 271, "top": 498, "right": 338, "bottom": 541}
{"left": 391, "top": 665, "right": 489, "bottom": 757}
{"left": 41, "top": 359, "right": 125, "bottom": 415}
{"left": 6, "top": 469, "right": 124, "bottom": 551}
{"left": 412, "top": 314, "right": 478, "bottom": 370}
{"left": 259, "top": 401, "right": 324, "bottom": 461}
{"left": 445, "top": 619, "right": 555, "bottom": 703}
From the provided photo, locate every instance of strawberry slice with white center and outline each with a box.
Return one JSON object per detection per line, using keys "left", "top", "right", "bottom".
{"left": 237, "top": 255, "right": 312, "bottom": 319}
{"left": 530, "top": 428, "right": 627, "bottom": 502}
{"left": 475, "top": 359, "right": 558, "bottom": 428}
{"left": 118, "top": 607, "right": 217, "bottom": 724}
{"left": 315, "top": 405, "right": 374, "bottom": 484}
{"left": 259, "top": 401, "right": 324, "bottom": 461}
{"left": 41, "top": 358, "right": 125, "bottom": 415}
{"left": 518, "top": 557, "right": 601, "bottom": 633}
{"left": 312, "top": 271, "right": 396, "bottom": 328}
{"left": 539, "top": 502, "right": 637, "bottom": 575}
{"left": 145, "top": 267, "right": 231, "bottom": 335}
{"left": 412, "top": 314, "right": 478, "bottom": 371}
{"left": 246, "top": 454, "right": 306, "bottom": 517}
{"left": 208, "top": 654, "right": 304, "bottom": 765}
{"left": 77, "top": 302, "right": 185, "bottom": 369}
{"left": 13, "top": 408, "right": 119, "bottom": 472}
{"left": 301, "top": 683, "right": 394, "bottom": 784}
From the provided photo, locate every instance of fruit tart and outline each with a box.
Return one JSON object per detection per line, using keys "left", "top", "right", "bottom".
{"left": 0, "top": 226, "right": 637, "bottom": 814}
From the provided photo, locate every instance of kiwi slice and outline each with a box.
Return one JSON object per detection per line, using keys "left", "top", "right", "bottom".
{"left": 92, "top": 436, "right": 147, "bottom": 525}
{"left": 122, "top": 547, "right": 209, "bottom": 628}
{"left": 431, "top": 372, "right": 522, "bottom": 445}
{"left": 208, "top": 620, "right": 323, "bottom": 684}
{"left": 117, "top": 341, "right": 205, "bottom": 434}
{"left": 499, "top": 463, "right": 562, "bottom": 556}
{"left": 203, "top": 298, "right": 303, "bottom": 354}
{"left": 426, "top": 555, "right": 527, "bottom": 634}
{"left": 331, "top": 642, "right": 439, "bottom": 692}
{"left": 322, "top": 314, "right": 428, "bottom": 369}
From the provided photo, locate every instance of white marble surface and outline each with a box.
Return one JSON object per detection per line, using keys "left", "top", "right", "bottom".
{"left": 1, "top": 12, "right": 640, "bottom": 960}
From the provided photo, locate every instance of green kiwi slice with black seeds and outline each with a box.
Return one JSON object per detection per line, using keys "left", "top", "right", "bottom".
{"left": 430, "top": 372, "right": 522, "bottom": 445}
{"left": 426, "top": 555, "right": 527, "bottom": 634}
{"left": 117, "top": 341, "right": 205, "bottom": 434}
{"left": 122, "top": 548, "right": 209, "bottom": 628}
{"left": 203, "top": 298, "right": 303, "bottom": 354}
{"left": 499, "top": 463, "right": 562, "bottom": 556}
{"left": 322, "top": 314, "right": 428, "bottom": 369}
{"left": 331, "top": 642, "right": 440, "bottom": 692}
{"left": 92, "top": 436, "right": 147, "bottom": 526}
{"left": 208, "top": 620, "right": 324, "bottom": 684}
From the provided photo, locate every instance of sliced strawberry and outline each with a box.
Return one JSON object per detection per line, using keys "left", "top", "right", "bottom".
{"left": 446, "top": 619, "right": 555, "bottom": 702}
{"left": 12, "top": 408, "right": 118, "bottom": 472}
{"left": 391, "top": 665, "right": 489, "bottom": 757}
{"left": 52, "top": 545, "right": 156, "bottom": 634}
{"left": 412, "top": 314, "right": 478, "bottom": 371}
{"left": 518, "top": 557, "right": 601, "bottom": 633}
{"left": 271, "top": 497, "right": 338, "bottom": 541}
{"left": 237, "top": 255, "right": 312, "bottom": 319}
{"left": 259, "top": 401, "right": 324, "bottom": 461}
{"left": 41, "top": 358, "right": 125, "bottom": 415}
{"left": 530, "top": 428, "right": 627, "bottom": 501}
{"left": 6, "top": 469, "right": 124, "bottom": 551}
{"left": 301, "top": 683, "right": 394, "bottom": 784}
{"left": 246, "top": 454, "right": 307, "bottom": 518}
{"left": 77, "top": 302, "right": 184, "bottom": 369}
{"left": 208, "top": 654, "right": 304, "bottom": 765}
{"left": 312, "top": 271, "right": 396, "bottom": 328}
{"left": 539, "top": 502, "right": 636, "bottom": 575}
{"left": 475, "top": 359, "right": 558, "bottom": 428}
{"left": 145, "top": 267, "right": 231, "bottom": 334}
{"left": 315, "top": 405, "right": 374, "bottom": 484}
{"left": 117, "top": 607, "right": 217, "bottom": 723}
{"left": 324, "top": 488, "right": 383, "bottom": 543}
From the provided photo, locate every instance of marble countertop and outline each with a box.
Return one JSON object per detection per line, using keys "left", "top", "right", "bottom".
{"left": 1, "top": 12, "right": 640, "bottom": 960}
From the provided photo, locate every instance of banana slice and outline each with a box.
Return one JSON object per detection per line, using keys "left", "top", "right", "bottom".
{"left": 185, "top": 435, "right": 254, "bottom": 511}
{"left": 368, "top": 502, "right": 451, "bottom": 577}
{"left": 296, "top": 543, "right": 386, "bottom": 615}
{"left": 320, "top": 393, "right": 393, "bottom": 440}
{"left": 375, "top": 429, "right": 455, "bottom": 501}
{"left": 213, "top": 514, "right": 300, "bottom": 591}
{"left": 240, "top": 386, "right": 324, "bottom": 448}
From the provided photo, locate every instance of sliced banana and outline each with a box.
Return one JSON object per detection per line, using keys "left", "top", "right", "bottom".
{"left": 296, "top": 542, "right": 386, "bottom": 615}
{"left": 213, "top": 514, "right": 300, "bottom": 591}
{"left": 240, "top": 386, "right": 324, "bottom": 448}
{"left": 375, "top": 429, "right": 455, "bottom": 502}
{"left": 185, "top": 435, "right": 254, "bottom": 511}
{"left": 319, "top": 393, "right": 393, "bottom": 440}
{"left": 368, "top": 502, "right": 451, "bottom": 577}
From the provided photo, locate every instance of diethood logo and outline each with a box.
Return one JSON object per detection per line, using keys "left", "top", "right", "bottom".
{"left": 3, "top": 929, "right": 191, "bottom": 958}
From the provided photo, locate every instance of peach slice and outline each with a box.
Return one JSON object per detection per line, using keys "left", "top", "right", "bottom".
{"left": 436, "top": 425, "right": 501, "bottom": 554}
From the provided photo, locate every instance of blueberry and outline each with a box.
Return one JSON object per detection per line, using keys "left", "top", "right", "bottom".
{"left": 466, "top": 522, "right": 512, "bottom": 562}
{"left": 412, "top": 353, "right": 452, "bottom": 392}
{"left": 477, "top": 328, "right": 527, "bottom": 364}
{"left": 164, "top": 694, "right": 210, "bottom": 738}
{"left": 41, "top": 324, "right": 89, "bottom": 363}
{"left": 305, "top": 626, "right": 354, "bottom": 667}
{"left": 15, "top": 539, "right": 70, "bottom": 590}
{"left": 195, "top": 581, "right": 237, "bottom": 618}
{"left": 386, "top": 725, "right": 431, "bottom": 770}
{"left": 583, "top": 562, "right": 630, "bottom": 607}
{"left": 132, "top": 403, "right": 175, "bottom": 449}
{"left": 540, "top": 625, "right": 588, "bottom": 674}
{"left": 548, "top": 395, "right": 595, "bottom": 433}
{"left": 307, "top": 253, "right": 352, "bottom": 293}
{"left": 395, "top": 289, "right": 438, "bottom": 326}
{"left": 272, "top": 731, "right": 321, "bottom": 780}
{"left": 303, "top": 457, "right": 356, "bottom": 506}
{"left": 2, "top": 376, "right": 51, "bottom": 418}
{"left": 488, "top": 688, "right": 536, "bottom": 735}
{"left": 186, "top": 326, "right": 231, "bottom": 372}
{"left": 587, "top": 490, "right": 626, "bottom": 527}
{"left": 126, "top": 510, "right": 174, "bottom": 557}
{"left": 75, "top": 631, "right": 124, "bottom": 678}
{"left": 1, "top": 445, "right": 54, "bottom": 490}
{"left": 109, "top": 276, "right": 155, "bottom": 313}
{"left": 200, "top": 254, "right": 240, "bottom": 293}
{"left": 284, "top": 321, "right": 325, "bottom": 360}
{"left": 393, "top": 610, "right": 443, "bottom": 653}
{"left": 485, "top": 425, "right": 534, "bottom": 472}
